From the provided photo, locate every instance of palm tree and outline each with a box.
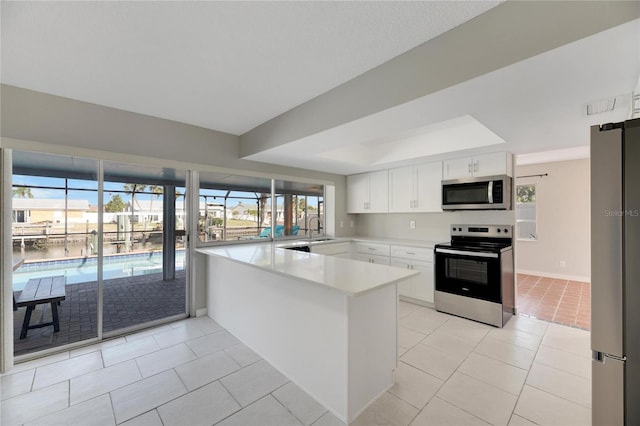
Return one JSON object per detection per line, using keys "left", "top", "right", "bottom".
{"left": 12, "top": 186, "right": 34, "bottom": 198}
{"left": 259, "top": 193, "right": 269, "bottom": 228}
{"left": 123, "top": 183, "right": 147, "bottom": 232}
{"left": 147, "top": 185, "right": 163, "bottom": 230}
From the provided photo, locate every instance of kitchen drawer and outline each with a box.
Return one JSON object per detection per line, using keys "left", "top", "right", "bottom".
{"left": 355, "top": 253, "right": 390, "bottom": 265}
{"left": 390, "top": 245, "right": 433, "bottom": 262}
{"left": 355, "top": 242, "right": 390, "bottom": 256}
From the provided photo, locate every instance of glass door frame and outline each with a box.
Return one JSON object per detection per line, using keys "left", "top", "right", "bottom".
{"left": 2, "top": 149, "right": 191, "bottom": 365}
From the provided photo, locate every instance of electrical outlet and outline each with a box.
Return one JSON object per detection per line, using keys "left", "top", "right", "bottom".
{"left": 560, "top": 260, "right": 566, "bottom": 268}
{"left": 340, "top": 221, "right": 344, "bottom": 228}
{"left": 350, "top": 220, "right": 354, "bottom": 228}
{"left": 409, "top": 220, "right": 416, "bottom": 229}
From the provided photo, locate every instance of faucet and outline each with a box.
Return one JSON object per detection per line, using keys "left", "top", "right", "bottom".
{"left": 307, "top": 216, "right": 322, "bottom": 237}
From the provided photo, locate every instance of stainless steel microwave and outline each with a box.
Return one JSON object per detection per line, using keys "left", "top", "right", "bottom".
{"left": 441, "top": 175, "right": 512, "bottom": 210}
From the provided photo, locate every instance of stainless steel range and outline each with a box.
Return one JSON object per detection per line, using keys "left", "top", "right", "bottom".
{"left": 434, "top": 224, "right": 514, "bottom": 327}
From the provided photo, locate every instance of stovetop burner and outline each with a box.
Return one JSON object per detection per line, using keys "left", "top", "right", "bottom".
{"left": 435, "top": 240, "right": 511, "bottom": 253}
{"left": 435, "top": 224, "right": 513, "bottom": 253}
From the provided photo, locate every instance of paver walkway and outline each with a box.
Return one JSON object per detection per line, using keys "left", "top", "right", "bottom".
{"left": 13, "top": 270, "right": 186, "bottom": 357}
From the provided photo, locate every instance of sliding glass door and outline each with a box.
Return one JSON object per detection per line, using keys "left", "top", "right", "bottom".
{"left": 11, "top": 151, "right": 100, "bottom": 356}
{"left": 10, "top": 151, "right": 188, "bottom": 358}
{"left": 101, "top": 161, "right": 187, "bottom": 335}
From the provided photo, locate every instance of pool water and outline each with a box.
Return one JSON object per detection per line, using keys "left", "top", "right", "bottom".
{"left": 13, "top": 250, "right": 185, "bottom": 291}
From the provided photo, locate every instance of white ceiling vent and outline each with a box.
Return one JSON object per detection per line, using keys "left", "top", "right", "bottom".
{"left": 586, "top": 97, "right": 616, "bottom": 115}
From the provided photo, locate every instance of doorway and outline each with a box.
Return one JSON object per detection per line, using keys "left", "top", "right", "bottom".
{"left": 514, "top": 158, "right": 591, "bottom": 330}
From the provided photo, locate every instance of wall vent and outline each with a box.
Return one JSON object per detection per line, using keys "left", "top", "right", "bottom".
{"left": 585, "top": 97, "right": 616, "bottom": 115}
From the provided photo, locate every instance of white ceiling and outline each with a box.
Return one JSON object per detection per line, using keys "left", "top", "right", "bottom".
{"left": 1, "top": 0, "right": 501, "bottom": 135}
{"left": 2, "top": 1, "right": 639, "bottom": 175}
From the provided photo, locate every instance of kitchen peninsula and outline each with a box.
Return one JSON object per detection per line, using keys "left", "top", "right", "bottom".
{"left": 196, "top": 243, "right": 418, "bottom": 423}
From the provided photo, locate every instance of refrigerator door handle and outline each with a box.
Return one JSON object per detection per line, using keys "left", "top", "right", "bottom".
{"left": 593, "top": 350, "right": 626, "bottom": 363}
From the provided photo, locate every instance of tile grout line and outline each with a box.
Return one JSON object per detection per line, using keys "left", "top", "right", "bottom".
{"left": 551, "top": 280, "right": 568, "bottom": 323}
{"left": 407, "top": 318, "right": 519, "bottom": 426}
{"left": 401, "top": 313, "right": 495, "bottom": 425}
{"left": 506, "top": 320, "right": 550, "bottom": 426}
{"left": 269, "top": 381, "right": 326, "bottom": 426}
{"left": 212, "top": 378, "right": 246, "bottom": 425}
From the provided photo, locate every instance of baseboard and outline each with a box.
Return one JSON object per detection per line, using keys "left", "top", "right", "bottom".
{"left": 195, "top": 308, "right": 208, "bottom": 317}
{"left": 399, "top": 295, "right": 435, "bottom": 309}
{"left": 517, "top": 269, "right": 590, "bottom": 283}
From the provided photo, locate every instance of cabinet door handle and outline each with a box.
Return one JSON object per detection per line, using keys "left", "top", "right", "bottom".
{"left": 468, "top": 162, "right": 472, "bottom": 173}
{"left": 474, "top": 161, "right": 478, "bottom": 173}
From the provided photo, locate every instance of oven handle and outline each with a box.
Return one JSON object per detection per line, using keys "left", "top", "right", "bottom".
{"left": 435, "top": 248, "right": 498, "bottom": 258}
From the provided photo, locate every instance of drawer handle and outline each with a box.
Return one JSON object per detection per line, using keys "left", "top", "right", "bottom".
{"left": 368, "top": 248, "right": 376, "bottom": 251}
{"left": 405, "top": 252, "right": 416, "bottom": 255}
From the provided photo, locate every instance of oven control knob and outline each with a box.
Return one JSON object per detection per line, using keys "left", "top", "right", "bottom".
{"left": 497, "top": 228, "right": 501, "bottom": 233}
{"left": 504, "top": 228, "right": 509, "bottom": 233}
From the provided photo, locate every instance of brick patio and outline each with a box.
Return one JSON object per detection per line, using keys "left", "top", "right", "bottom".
{"left": 13, "top": 270, "right": 186, "bottom": 357}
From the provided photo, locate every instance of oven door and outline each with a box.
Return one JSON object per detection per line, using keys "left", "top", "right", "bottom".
{"left": 434, "top": 248, "right": 502, "bottom": 303}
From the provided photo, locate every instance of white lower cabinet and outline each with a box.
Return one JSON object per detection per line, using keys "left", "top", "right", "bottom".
{"left": 390, "top": 245, "right": 434, "bottom": 304}
{"left": 355, "top": 253, "right": 390, "bottom": 265}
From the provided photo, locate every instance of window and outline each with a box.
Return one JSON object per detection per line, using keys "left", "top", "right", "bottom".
{"left": 197, "top": 172, "right": 324, "bottom": 243}
{"left": 516, "top": 184, "right": 537, "bottom": 240}
{"left": 13, "top": 210, "right": 28, "bottom": 223}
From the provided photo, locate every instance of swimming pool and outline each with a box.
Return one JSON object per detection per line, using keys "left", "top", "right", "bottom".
{"left": 13, "top": 250, "right": 185, "bottom": 291}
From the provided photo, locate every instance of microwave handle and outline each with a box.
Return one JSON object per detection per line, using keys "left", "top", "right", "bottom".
{"left": 488, "top": 181, "right": 493, "bottom": 203}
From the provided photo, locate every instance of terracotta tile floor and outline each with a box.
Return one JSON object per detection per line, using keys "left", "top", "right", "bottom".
{"left": 516, "top": 273, "right": 591, "bottom": 330}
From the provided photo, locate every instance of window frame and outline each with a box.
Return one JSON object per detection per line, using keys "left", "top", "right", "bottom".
{"left": 515, "top": 183, "right": 537, "bottom": 241}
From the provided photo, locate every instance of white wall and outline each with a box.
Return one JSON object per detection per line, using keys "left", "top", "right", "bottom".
{"left": 355, "top": 210, "right": 515, "bottom": 244}
{"left": 515, "top": 158, "right": 590, "bottom": 281}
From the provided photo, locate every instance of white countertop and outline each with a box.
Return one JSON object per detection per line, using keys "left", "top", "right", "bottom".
{"left": 196, "top": 243, "right": 419, "bottom": 296}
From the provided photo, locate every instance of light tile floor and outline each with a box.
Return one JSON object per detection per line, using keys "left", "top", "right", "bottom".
{"left": 1, "top": 303, "right": 592, "bottom": 426}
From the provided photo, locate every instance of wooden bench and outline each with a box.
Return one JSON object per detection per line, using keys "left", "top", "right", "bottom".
{"left": 15, "top": 276, "right": 66, "bottom": 339}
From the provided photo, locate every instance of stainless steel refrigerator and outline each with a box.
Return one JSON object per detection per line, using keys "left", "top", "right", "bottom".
{"left": 591, "top": 118, "right": 640, "bottom": 426}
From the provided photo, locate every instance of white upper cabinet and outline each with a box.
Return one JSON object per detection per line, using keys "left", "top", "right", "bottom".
{"left": 389, "top": 162, "right": 442, "bottom": 213}
{"left": 414, "top": 162, "right": 443, "bottom": 212}
{"left": 346, "top": 173, "right": 369, "bottom": 213}
{"left": 443, "top": 152, "right": 513, "bottom": 180}
{"left": 347, "top": 170, "right": 389, "bottom": 213}
{"left": 388, "top": 166, "right": 413, "bottom": 212}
